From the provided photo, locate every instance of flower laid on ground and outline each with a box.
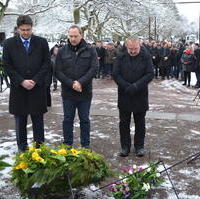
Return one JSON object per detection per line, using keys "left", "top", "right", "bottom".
{"left": 11, "top": 143, "right": 112, "bottom": 198}
{"left": 109, "top": 163, "right": 164, "bottom": 199}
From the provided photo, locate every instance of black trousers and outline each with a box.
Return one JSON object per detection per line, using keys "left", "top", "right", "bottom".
{"left": 15, "top": 114, "right": 44, "bottom": 151}
{"left": 46, "top": 86, "right": 51, "bottom": 107}
{"left": 183, "top": 71, "right": 191, "bottom": 86}
{"left": 119, "top": 110, "right": 146, "bottom": 151}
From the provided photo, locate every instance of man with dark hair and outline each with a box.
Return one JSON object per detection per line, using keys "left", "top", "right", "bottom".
{"left": 113, "top": 36, "right": 154, "bottom": 157}
{"left": 55, "top": 25, "right": 98, "bottom": 149}
{"left": 3, "top": 15, "right": 51, "bottom": 151}
{"left": 17, "top": 15, "right": 33, "bottom": 27}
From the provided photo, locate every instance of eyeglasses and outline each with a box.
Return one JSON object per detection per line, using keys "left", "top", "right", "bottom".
{"left": 19, "top": 28, "right": 32, "bottom": 32}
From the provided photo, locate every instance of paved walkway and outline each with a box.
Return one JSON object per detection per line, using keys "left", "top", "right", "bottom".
{"left": 49, "top": 105, "right": 200, "bottom": 122}
{"left": 89, "top": 109, "right": 200, "bottom": 121}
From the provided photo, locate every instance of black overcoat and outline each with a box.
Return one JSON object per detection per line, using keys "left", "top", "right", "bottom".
{"left": 113, "top": 46, "right": 154, "bottom": 112}
{"left": 3, "top": 35, "right": 50, "bottom": 115}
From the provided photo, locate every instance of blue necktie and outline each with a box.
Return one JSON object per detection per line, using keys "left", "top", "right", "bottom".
{"left": 23, "top": 40, "right": 29, "bottom": 52}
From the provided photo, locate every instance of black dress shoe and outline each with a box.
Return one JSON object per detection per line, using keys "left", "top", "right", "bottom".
{"left": 135, "top": 148, "right": 145, "bottom": 157}
{"left": 119, "top": 148, "right": 130, "bottom": 157}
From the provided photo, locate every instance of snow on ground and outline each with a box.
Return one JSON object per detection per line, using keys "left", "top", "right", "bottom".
{"left": 0, "top": 78, "right": 200, "bottom": 198}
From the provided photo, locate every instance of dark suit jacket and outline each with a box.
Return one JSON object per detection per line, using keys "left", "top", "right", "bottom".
{"left": 113, "top": 46, "right": 154, "bottom": 113}
{"left": 3, "top": 35, "right": 51, "bottom": 115}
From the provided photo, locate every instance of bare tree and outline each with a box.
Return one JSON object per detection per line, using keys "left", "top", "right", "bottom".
{"left": 0, "top": 0, "right": 10, "bottom": 23}
{"left": 0, "top": 0, "right": 194, "bottom": 41}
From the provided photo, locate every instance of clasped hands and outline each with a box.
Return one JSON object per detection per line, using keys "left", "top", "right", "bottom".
{"left": 72, "top": 80, "right": 82, "bottom": 92}
{"left": 125, "top": 83, "right": 137, "bottom": 95}
{"left": 21, "top": 80, "right": 36, "bottom": 90}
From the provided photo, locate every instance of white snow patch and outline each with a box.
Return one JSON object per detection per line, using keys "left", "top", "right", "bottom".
{"left": 173, "top": 104, "right": 187, "bottom": 108}
{"left": 190, "top": 129, "right": 200, "bottom": 135}
{"left": 158, "top": 79, "right": 196, "bottom": 93}
{"left": 90, "top": 130, "right": 110, "bottom": 139}
{"left": 163, "top": 126, "right": 178, "bottom": 129}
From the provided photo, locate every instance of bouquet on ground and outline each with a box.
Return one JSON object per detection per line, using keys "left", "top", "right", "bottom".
{"left": 109, "top": 162, "right": 164, "bottom": 199}
{"left": 11, "top": 143, "right": 112, "bottom": 198}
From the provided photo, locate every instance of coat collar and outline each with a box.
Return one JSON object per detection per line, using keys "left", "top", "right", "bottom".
{"left": 15, "top": 35, "right": 36, "bottom": 54}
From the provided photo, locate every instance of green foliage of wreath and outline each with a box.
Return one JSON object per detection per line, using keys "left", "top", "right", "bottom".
{"left": 11, "top": 144, "right": 113, "bottom": 198}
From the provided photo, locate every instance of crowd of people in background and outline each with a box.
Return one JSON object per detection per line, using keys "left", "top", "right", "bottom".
{"left": 143, "top": 40, "right": 200, "bottom": 88}
{"left": 2, "top": 36, "right": 200, "bottom": 92}
{"left": 50, "top": 38, "right": 200, "bottom": 90}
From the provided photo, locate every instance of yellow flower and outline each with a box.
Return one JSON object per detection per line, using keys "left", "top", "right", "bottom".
{"left": 35, "top": 156, "right": 45, "bottom": 162}
{"left": 19, "top": 154, "right": 24, "bottom": 159}
{"left": 57, "top": 148, "right": 67, "bottom": 155}
{"left": 35, "top": 148, "right": 42, "bottom": 153}
{"left": 32, "top": 152, "right": 39, "bottom": 159}
{"left": 71, "top": 149, "right": 80, "bottom": 155}
{"left": 51, "top": 149, "right": 58, "bottom": 154}
{"left": 32, "top": 152, "right": 44, "bottom": 162}
{"left": 15, "top": 162, "right": 28, "bottom": 170}
{"left": 29, "top": 146, "right": 35, "bottom": 152}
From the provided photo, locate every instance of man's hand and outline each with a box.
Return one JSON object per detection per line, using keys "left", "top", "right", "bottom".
{"left": 125, "top": 83, "right": 137, "bottom": 95}
{"left": 72, "top": 80, "right": 82, "bottom": 92}
{"left": 21, "top": 80, "right": 36, "bottom": 90}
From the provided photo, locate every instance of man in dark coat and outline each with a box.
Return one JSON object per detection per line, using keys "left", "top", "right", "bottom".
{"left": 95, "top": 41, "right": 105, "bottom": 78}
{"left": 159, "top": 42, "right": 171, "bottom": 80}
{"left": 113, "top": 36, "right": 154, "bottom": 157}
{"left": 194, "top": 44, "right": 200, "bottom": 88}
{"left": 3, "top": 15, "right": 50, "bottom": 151}
{"left": 55, "top": 25, "right": 98, "bottom": 149}
{"left": 150, "top": 42, "right": 160, "bottom": 79}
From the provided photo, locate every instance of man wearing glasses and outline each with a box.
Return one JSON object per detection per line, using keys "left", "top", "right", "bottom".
{"left": 3, "top": 15, "right": 51, "bottom": 151}
{"left": 113, "top": 36, "right": 154, "bottom": 157}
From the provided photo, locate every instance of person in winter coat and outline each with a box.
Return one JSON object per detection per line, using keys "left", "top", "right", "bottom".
{"left": 193, "top": 44, "right": 200, "bottom": 88}
{"left": 177, "top": 42, "right": 186, "bottom": 80}
{"left": 170, "top": 46, "right": 178, "bottom": 79}
{"left": 150, "top": 42, "right": 160, "bottom": 78}
{"left": 3, "top": 15, "right": 51, "bottom": 151}
{"left": 159, "top": 42, "right": 171, "bottom": 79}
{"left": 51, "top": 46, "right": 59, "bottom": 91}
{"left": 113, "top": 36, "right": 154, "bottom": 157}
{"left": 104, "top": 43, "right": 117, "bottom": 78}
{"left": 95, "top": 41, "right": 105, "bottom": 79}
{"left": 55, "top": 25, "right": 98, "bottom": 149}
{"left": 181, "top": 45, "right": 194, "bottom": 87}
